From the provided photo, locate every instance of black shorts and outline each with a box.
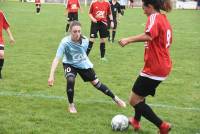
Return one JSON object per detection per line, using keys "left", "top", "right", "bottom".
{"left": 0, "top": 45, "right": 4, "bottom": 50}
{"left": 132, "top": 75, "right": 161, "bottom": 97}
{"left": 120, "top": 5, "right": 126, "bottom": 10}
{"left": 89, "top": 21, "right": 108, "bottom": 38}
{"left": 107, "top": 19, "right": 117, "bottom": 29}
{"left": 63, "top": 63, "right": 97, "bottom": 82}
{"left": 67, "top": 12, "right": 78, "bottom": 22}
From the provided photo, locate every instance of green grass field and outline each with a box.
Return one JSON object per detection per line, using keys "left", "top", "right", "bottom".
{"left": 0, "top": 2, "right": 200, "bottom": 134}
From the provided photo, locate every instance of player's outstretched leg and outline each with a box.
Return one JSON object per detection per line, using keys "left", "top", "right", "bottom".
{"left": 113, "top": 95, "right": 126, "bottom": 107}
{"left": 91, "top": 79, "right": 126, "bottom": 107}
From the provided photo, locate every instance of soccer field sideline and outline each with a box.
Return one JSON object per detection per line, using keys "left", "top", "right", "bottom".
{"left": 1, "top": 91, "right": 200, "bottom": 112}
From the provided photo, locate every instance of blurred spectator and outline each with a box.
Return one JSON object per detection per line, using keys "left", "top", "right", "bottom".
{"left": 196, "top": 0, "right": 200, "bottom": 10}
{"left": 128, "top": 0, "right": 134, "bottom": 8}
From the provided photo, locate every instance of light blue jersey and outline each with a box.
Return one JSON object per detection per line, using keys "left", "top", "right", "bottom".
{"left": 56, "top": 36, "right": 93, "bottom": 69}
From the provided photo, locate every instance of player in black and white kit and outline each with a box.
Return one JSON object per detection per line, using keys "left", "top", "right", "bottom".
{"left": 107, "top": 0, "right": 121, "bottom": 43}
{"left": 119, "top": 0, "right": 127, "bottom": 15}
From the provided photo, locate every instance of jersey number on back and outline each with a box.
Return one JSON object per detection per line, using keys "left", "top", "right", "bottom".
{"left": 166, "top": 29, "right": 171, "bottom": 48}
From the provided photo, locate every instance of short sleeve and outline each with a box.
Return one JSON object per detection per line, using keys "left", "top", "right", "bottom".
{"left": 56, "top": 39, "right": 66, "bottom": 59}
{"left": 145, "top": 14, "right": 159, "bottom": 39}
{"left": 89, "top": 2, "right": 93, "bottom": 14}
{"left": 107, "top": 3, "right": 112, "bottom": 15}
{"left": 1, "top": 12, "right": 9, "bottom": 30}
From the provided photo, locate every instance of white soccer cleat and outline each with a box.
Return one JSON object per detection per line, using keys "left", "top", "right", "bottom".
{"left": 113, "top": 96, "right": 126, "bottom": 108}
{"left": 68, "top": 103, "right": 77, "bottom": 113}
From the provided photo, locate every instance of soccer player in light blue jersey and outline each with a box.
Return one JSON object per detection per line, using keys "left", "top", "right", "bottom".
{"left": 48, "top": 21, "right": 126, "bottom": 113}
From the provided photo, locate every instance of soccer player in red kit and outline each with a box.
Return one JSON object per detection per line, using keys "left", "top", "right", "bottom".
{"left": 0, "top": 10, "right": 15, "bottom": 79}
{"left": 86, "top": 0, "right": 114, "bottom": 60}
{"left": 118, "top": 0, "right": 173, "bottom": 133}
{"left": 35, "top": 0, "right": 41, "bottom": 14}
{"left": 64, "top": 0, "right": 82, "bottom": 32}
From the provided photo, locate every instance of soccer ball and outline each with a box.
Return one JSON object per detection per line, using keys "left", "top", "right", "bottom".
{"left": 111, "top": 114, "right": 129, "bottom": 131}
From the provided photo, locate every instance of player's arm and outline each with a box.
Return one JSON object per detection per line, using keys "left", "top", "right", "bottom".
{"left": 108, "top": 13, "right": 114, "bottom": 22}
{"left": 88, "top": 3, "right": 97, "bottom": 23}
{"left": 48, "top": 57, "right": 60, "bottom": 87}
{"left": 117, "top": 4, "right": 122, "bottom": 22}
{"left": 118, "top": 33, "right": 152, "bottom": 47}
{"left": 78, "top": 0, "right": 83, "bottom": 13}
{"left": 48, "top": 41, "right": 65, "bottom": 86}
{"left": 5, "top": 27, "right": 15, "bottom": 45}
{"left": 108, "top": 6, "right": 114, "bottom": 28}
{"left": 64, "top": 0, "right": 68, "bottom": 15}
{"left": 89, "top": 13, "right": 97, "bottom": 23}
{"left": 2, "top": 12, "right": 15, "bottom": 45}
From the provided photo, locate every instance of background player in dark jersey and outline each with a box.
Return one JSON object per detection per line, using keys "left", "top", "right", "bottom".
{"left": 119, "top": 0, "right": 173, "bottom": 133}
{"left": 0, "top": 10, "right": 15, "bottom": 79}
{"left": 119, "top": 0, "right": 128, "bottom": 15}
{"left": 86, "top": 0, "right": 114, "bottom": 60}
{"left": 107, "top": 0, "right": 122, "bottom": 43}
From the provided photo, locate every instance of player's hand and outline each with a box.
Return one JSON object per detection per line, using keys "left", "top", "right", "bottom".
{"left": 117, "top": 19, "right": 120, "bottom": 24}
{"left": 118, "top": 38, "right": 129, "bottom": 47}
{"left": 9, "top": 37, "right": 15, "bottom": 45}
{"left": 80, "top": 8, "right": 83, "bottom": 13}
{"left": 64, "top": 10, "right": 67, "bottom": 16}
{"left": 48, "top": 76, "right": 54, "bottom": 87}
{"left": 92, "top": 18, "right": 97, "bottom": 23}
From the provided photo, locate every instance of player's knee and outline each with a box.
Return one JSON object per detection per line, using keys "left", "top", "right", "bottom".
{"left": 100, "top": 38, "right": 105, "bottom": 43}
{"left": 67, "top": 76, "right": 75, "bottom": 84}
{"left": 0, "top": 51, "right": 4, "bottom": 59}
{"left": 129, "top": 98, "right": 136, "bottom": 106}
{"left": 129, "top": 94, "right": 144, "bottom": 106}
{"left": 129, "top": 98, "right": 143, "bottom": 107}
{"left": 89, "top": 38, "right": 95, "bottom": 42}
{"left": 91, "top": 79, "right": 99, "bottom": 86}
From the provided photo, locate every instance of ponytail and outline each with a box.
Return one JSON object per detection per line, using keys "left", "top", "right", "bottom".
{"left": 161, "top": 0, "right": 172, "bottom": 12}
{"left": 142, "top": 0, "right": 172, "bottom": 12}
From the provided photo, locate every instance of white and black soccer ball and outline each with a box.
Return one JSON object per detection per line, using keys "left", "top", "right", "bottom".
{"left": 111, "top": 114, "right": 129, "bottom": 131}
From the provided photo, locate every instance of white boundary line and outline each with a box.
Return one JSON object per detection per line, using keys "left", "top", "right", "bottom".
{"left": 0, "top": 91, "right": 200, "bottom": 112}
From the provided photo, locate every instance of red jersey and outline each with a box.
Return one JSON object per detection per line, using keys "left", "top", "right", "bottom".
{"left": 35, "top": 0, "right": 41, "bottom": 4}
{"left": 89, "top": 0, "right": 111, "bottom": 22}
{"left": 66, "top": 0, "right": 80, "bottom": 13}
{"left": 0, "top": 10, "right": 9, "bottom": 45}
{"left": 141, "top": 13, "right": 172, "bottom": 80}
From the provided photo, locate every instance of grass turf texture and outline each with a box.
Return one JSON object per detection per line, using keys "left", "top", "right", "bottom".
{"left": 0, "top": 2, "right": 200, "bottom": 134}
